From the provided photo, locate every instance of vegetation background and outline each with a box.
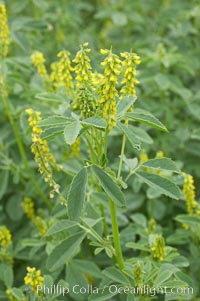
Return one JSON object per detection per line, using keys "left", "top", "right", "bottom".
{"left": 0, "top": 0, "right": 200, "bottom": 300}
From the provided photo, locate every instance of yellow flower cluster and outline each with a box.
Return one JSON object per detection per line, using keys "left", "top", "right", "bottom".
{"left": 21, "top": 197, "right": 35, "bottom": 221}
{"left": 75, "top": 87, "right": 96, "bottom": 118}
{"left": 26, "top": 108, "right": 60, "bottom": 199}
{"left": 151, "top": 236, "right": 166, "bottom": 261}
{"left": 0, "top": 4, "right": 9, "bottom": 57}
{"left": 73, "top": 42, "right": 92, "bottom": 87}
{"left": 133, "top": 262, "right": 145, "bottom": 288}
{"left": 50, "top": 50, "right": 74, "bottom": 93}
{"left": 24, "top": 266, "right": 44, "bottom": 292}
{"left": 139, "top": 149, "right": 149, "bottom": 163}
{"left": 183, "top": 174, "right": 197, "bottom": 215}
{"left": 30, "top": 44, "right": 141, "bottom": 129}
{"left": 148, "top": 218, "right": 157, "bottom": 234}
{"left": 70, "top": 137, "right": 81, "bottom": 157}
{"left": 156, "top": 150, "right": 164, "bottom": 158}
{"left": 31, "top": 51, "right": 48, "bottom": 83}
{"left": 0, "top": 225, "right": 12, "bottom": 247}
{"left": 98, "top": 48, "right": 121, "bottom": 130}
{"left": 21, "top": 198, "right": 48, "bottom": 236}
{"left": 120, "top": 51, "right": 141, "bottom": 96}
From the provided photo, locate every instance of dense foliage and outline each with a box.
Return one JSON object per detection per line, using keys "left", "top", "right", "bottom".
{"left": 0, "top": 1, "right": 200, "bottom": 300}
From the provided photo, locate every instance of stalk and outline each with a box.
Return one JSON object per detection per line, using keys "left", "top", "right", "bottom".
{"left": 109, "top": 199, "right": 124, "bottom": 270}
{"left": 109, "top": 133, "right": 126, "bottom": 270}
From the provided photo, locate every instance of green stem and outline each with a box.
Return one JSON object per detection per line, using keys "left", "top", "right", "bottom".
{"left": 104, "top": 127, "right": 109, "bottom": 156}
{"left": 117, "top": 134, "right": 126, "bottom": 180}
{"left": 108, "top": 133, "right": 127, "bottom": 270}
{"left": 109, "top": 199, "right": 124, "bottom": 270}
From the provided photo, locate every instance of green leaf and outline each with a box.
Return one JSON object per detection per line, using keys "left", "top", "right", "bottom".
{"left": 20, "top": 239, "right": 45, "bottom": 247}
{"left": 38, "top": 116, "right": 72, "bottom": 127}
{"left": 103, "top": 267, "right": 129, "bottom": 285}
{"left": 162, "top": 280, "right": 188, "bottom": 288}
{"left": 9, "top": 288, "right": 24, "bottom": 300}
{"left": 81, "top": 116, "right": 107, "bottom": 129}
{"left": 175, "top": 271, "right": 194, "bottom": 288}
{"left": 45, "top": 220, "right": 77, "bottom": 237}
{"left": 141, "top": 158, "right": 180, "bottom": 173}
{"left": 0, "top": 170, "right": 9, "bottom": 200}
{"left": 126, "top": 242, "right": 149, "bottom": 252}
{"left": 72, "top": 259, "right": 102, "bottom": 278}
{"left": 88, "top": 287, "right": 118, "bottom": 301}
{"left": 135, "top": 171, "right": 181, "bottom": 199}
{"left": 64, "top": 120, "right": 81, "bottom": 145}
{"left": 129, "top": 125, "right": 153, "bottom": 144}
{"left": 68, "top": 167, "right": 88, "bottom": 220}
{"left": 175, "top": 214, "right": 200, "bottom": 225}
{"left": 46, "top": 231, "right": 86, "bottom": 271}
{"left": 35, "top": 92, "right": 67, "bottom": 103}
{"left": 40, "top": 127, "right": 64, "bottom": 140}
{"left": 117, "top": 96, "right": 137, "bottom": 117}
{"left": 0, "top": 264, "right": 13, "bottom": 288}
{"left": 126, "top": 109, "right": 168, "bottom": 132}
{"left": 154, "top": 270, "right": 173, "bottom": 286}
{"left": 92, "top": 165, "right": 125, "bottom": 207}
{"left": 172, "top": 255, "right": 190, "bottom": 267}
{"left": 117, "top": 121, "right": 141, "bottom": 150}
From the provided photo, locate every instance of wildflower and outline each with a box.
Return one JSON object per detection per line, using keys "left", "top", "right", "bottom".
{"left": 72, "top": 43, "right": 96, "bottom": 114}
{"left": 0, "top": 4, "right": 9, "bottom": 57}
{"left": 24, "top": 266, "right": 44, "bottom": 292}
{"left": 31, "top": 51, "right": 48, "bottom": 83}
{"left": 133, "top": 262, "right": 145, "bottom": 287}
{"left": 73, "top": 42, "right": 92, "bottom": 88}
{"left": 183, "top": 173, "right": 197, "bottom": 215}
{"left": 156, "top": 150, "right": 164, "bottom": 158}
{"left": 21, "top": 198, "right": 48, "bottom": 236}
{"left": 34, "top": 216, "right": 48, "bottom": 237}
{"left": 75, "top": 87, "right": 96, "bottom": 118}
{"left": 148, "top": 218, "right": 157, "bottom": 234}
{"left": 98, "top": 48, "right": 121, "bottom": 130}
{"left": 50, "top": 50, "right": 74, "bottom": 93}
{"left": 21, "top": 197, "right": 35, "bottom": 222}
{"left": 0, "top": 225, "right": 12, "bottom": 247}
{"left": 70, "top": 137, "right": 80, "bottom": 157}
{"left": 151, "top": 235, "right": 167, "bottom": 261}
{"left": 120, "top": 51, "right": 141, "bottom": 96}
{"left": 139, "top": 149, "right": 149, "bottom": 163}
{"left": 26, "top": 108, "right": 60, "bottom": 198}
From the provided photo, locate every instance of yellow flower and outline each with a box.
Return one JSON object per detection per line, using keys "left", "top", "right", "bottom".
{"left": 98, "top": 48, "right": 121, "bottom": 130}
{"left": 156, "top": 150, "right": 164, "bottom": 158}
{"left": 21, "top": 198, "right": 48, "bottom": 236}
{"left": 71, "top": 137, "right": 81, "bottom": 157}
{"left": 133, "top": 262, "right": 145, "bottom": 288}
{"left": 24, "top": 266, "right": 44, "bottom": 292}
{"left": 31, "top": 51, "right": 48, "bottom": 83}
{"left": 0, "top": 4, "right": 10, "bottom": 57}
{"left": 73, "top": 43, "right": 92, "bottom": 88}
{"left": 120, "top": 51, "right": 141, "bottom": 96}
{"left": 26, "top": 109, "right": 60, "bottom": 199}
{"left": 50, "top": 50, "right": 74, "bottom": 93}
{"left": 151, "top": 236, "right": 167, "bottom": 261}
{"left": 183, "top": 173, "right": 197, "bottom": 215}
{"left": 139, "top": 149, "right": 149, "bottom": 163}
{"left": 0, "top": 225, "right": 12, "bottom": 247}
{"left": 21, "top": 197, "right": 35, "bottom": 222}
